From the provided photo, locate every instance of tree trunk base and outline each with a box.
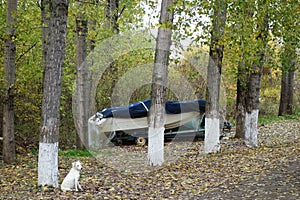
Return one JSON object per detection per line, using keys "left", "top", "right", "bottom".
{"left": 38, "top": 142, "right": 59, "bottom": 187}
{"left": 245, "top": 109, "right": 259, "bottom": 148}
{"left": 148, "top": 127, "right": 164, "bottom": 166}
{"left": 204, "top": 117, "right": 220, "bottom": 153}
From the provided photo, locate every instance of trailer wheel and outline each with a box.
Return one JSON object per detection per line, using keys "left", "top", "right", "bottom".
{"left": 136, "top": 137, "right": 146, "bottom": 146}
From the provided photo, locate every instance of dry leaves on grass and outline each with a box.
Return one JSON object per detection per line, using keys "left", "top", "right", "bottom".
{"left": 0, "top": 120, "right": 299, "bottom": 199}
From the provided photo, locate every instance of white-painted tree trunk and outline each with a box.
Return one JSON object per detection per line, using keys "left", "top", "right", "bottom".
{"left": 245, "top": 109, "right": 259, "bottom": 148}
{"left": 38, "top": 0, "right": 68, "bottom": 187}
{"left": 148, "top": 0, "right": 173, "bottom": 166}
{"left": 38, "top": 142, "right": 59, "bottom": 187}
{"left": 204, "top": 0, "right": 227, "bottom": 154}
{"left": 148, "top": 127, "right": 164, "bottom": 166}
{"left": 204, "top": 117, "right": 220, "bottom": 153}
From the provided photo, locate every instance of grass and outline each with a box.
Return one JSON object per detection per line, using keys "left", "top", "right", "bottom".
{"left": 24, "top": 149, "right": 94, "bottom": 157}
{"left": 26, "top": 147, "right": 117, "bottom": 158}
{"left": 258, "top": 109, "right": 300, "bottom": 124}
{"left": 58, "top": 149, "right": 94, "bottom": 157}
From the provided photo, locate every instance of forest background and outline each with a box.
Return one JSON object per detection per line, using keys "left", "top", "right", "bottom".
{"left": 0, "top": 0, "right": 299, "bottom": 153}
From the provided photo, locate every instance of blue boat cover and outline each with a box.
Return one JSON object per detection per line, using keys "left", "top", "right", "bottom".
{"left": 97, "top": 99, "right": 206, "bottom": 119}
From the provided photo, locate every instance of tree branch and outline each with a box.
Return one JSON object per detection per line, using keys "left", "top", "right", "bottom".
{"left": 16, "top": 42, "right": 38, "bottom": 63}
{"left": 118, "top": 6, "right": 126, "bottom": 18}
{"left": 76, "top": 0, "right": 106, "bottom": 6}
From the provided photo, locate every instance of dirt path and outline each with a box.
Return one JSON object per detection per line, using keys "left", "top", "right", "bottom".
{"left": 196, "top": 120, "right": 300, "bottom": 200}
{"left": 196, "top": 158, "right": 299, "bottom": 200}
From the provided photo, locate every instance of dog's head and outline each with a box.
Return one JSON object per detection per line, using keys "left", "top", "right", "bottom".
{"left": 72, "top": 160, "right": 83, "bottom": 171}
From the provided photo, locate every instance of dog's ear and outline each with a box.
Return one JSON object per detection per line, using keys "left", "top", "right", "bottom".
{"left": 72, "top": 162, "right": 75, "bottom": 168}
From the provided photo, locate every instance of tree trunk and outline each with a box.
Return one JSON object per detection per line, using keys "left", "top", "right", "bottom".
{"left": 244, "top": 12, "right": 268, "bottom": 148}
{"left": 204, "top": 0, "right": 227, "bottom": 154}
{"left": 0, "top": 98, "right": 2, "bottom": 139}
{"left": 38, "top": 0, "right": 68, "bottom": 187}
{"left": 235, "top": 62, "right": 246, "bottom": 139}
{"left": 74, "top": 0, "right": 119, "bottom": 149}
{"left": 148, "top": 0, "right": 173, "bottom": 166}
{"left": 41, "top": 0, "right": 49, "bottom": 66}
{"left": 286, "top": 69, "right": 295, "bottom": 114}
{"left": 2, "top": 0, "right": 17, "bottom": 164}
{"left": 278, "top": 69, "right": 288, "bottom": 116}
{"left": 279, "top": 47, "right": 296, "bottom": 116}
{"left": 106, "top": 0, "right": 119, "bottom": 34}
{"left": 245, "top": 69, "right": 262, "bottom": 148}
{"left": 74, "top": 14, "right": 89, "bottom": 149}
{"left": 234, "top": 3, "right": 269, "bottom": 147}
{"left": 105, "top": 0, "right": 120, "bottom": 103}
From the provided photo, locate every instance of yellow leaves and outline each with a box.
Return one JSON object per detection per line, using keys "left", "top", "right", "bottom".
{"left": 180, "top": 179, "right": 193, "bottom": 189}
{"left": 84, "top": 193, "right": 93, "bottom": 199}
{"left": 87, "top": 177, "right": 94, "bottom": 183}
{"left": 1, "top": 120, "right": 299, "bottom": 198}
{"left": 164, "top": 181, "right": 172, "bottom": 187}
{"left": 170, "top": 174, "right": 178, "bottom": 181}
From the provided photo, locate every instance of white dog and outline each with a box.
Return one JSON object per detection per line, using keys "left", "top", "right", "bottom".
{"left": 61, "top": 160, "right": 83, "bottom": 192}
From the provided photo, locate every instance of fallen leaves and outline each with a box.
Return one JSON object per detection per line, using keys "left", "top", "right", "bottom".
{"left": 0, "top": 119, "right": 299, "bottom": 199}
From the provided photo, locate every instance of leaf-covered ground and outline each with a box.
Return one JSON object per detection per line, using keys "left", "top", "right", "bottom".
{"left": 0, "top": 120, "right": 299, "bottom": 199}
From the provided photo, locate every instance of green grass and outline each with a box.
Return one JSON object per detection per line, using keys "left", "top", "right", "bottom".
{"left": 58, "top": 149, "right": 94, "bottom": 157}
{"left": 258, "top": 109, "right": 300, "bottom": 124}
{"left": 258, "top": 115, "right": 286, "bottom": 124}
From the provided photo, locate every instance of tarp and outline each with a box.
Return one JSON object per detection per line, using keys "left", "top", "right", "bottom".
{"left": 96, "top": 99, "right": 206, "bottom": 119}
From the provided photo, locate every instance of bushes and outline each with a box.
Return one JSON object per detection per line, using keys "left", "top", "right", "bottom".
{"left": 259, "top": 86, "right": 281, "bottom": 116}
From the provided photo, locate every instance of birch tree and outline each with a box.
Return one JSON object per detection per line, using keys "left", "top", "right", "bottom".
{"left": 38, "top": 0, "right": 68, "bottom": 187}
{"left": 204, "top": 0, "right": 227, "bottom": 154}
{"left": 2, "top": 0, "right": 17, "bottom": 164}
{"left": 148, "top": 0, "right": 174, "bottom": 166}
